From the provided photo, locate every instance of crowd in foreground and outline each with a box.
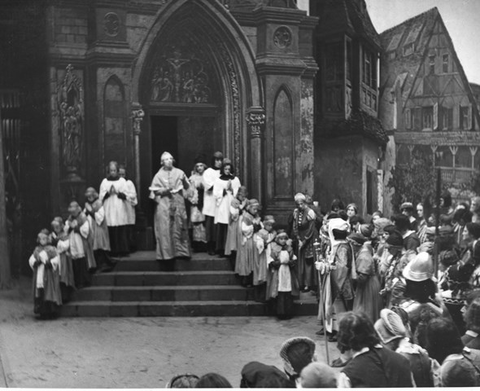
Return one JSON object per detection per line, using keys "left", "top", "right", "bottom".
{"left": 26, "top": 150, "right": 480, "bottom": 386}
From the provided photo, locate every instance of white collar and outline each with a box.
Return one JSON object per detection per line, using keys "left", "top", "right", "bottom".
{"left": 402, "top": 230, "right": 415, "bottom": 239}
{"left": 466, "top": 330, "right": 479, "bottom": 338}
{"left": 352, "top": 344, "right": 382, "bottom": 359}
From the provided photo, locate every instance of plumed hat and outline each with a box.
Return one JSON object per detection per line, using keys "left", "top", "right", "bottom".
{"left": 328, "top": 217, "right": 350, "bottom": 232}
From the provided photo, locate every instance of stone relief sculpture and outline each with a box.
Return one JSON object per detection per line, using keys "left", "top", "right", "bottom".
{"left": 57, "top": 64, "right": 84, "bottom": 179}
{"left": 150, "top": 47, "right": 211, "bottom": 104}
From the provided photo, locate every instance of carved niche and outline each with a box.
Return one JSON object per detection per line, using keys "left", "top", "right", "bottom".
{"left": 104, "top": 77, "right": 126, "bottom": 166}
{"left": 150, "top": 44, "right": 215, "bottom": 105}
{"left": 57, "top": 64, "right": 84, "bottom": 179}
{"left": 274, "top": 89, "right": 293, "bottom": 199}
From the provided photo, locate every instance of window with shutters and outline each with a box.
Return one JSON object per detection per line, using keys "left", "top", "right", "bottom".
{"left": 441, "top": 107, "right": 453, "bottom": 130}
{"left": 423, "top": 106, "right": 433, "bottom": 130}
{"left": 460, "top": 105, "right": 472, "bottom": 130}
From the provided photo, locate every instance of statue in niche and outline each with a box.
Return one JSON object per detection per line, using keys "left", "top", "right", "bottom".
{"left": 62, "top": 102, "right": 83, "bottom": 170}
{"left": 58, "top": 65, "right": 84, "bottom": 177}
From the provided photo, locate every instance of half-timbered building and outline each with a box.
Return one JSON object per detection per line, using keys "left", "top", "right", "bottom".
{"left": 379, "top": 7, "right": 480, "bottom": 212}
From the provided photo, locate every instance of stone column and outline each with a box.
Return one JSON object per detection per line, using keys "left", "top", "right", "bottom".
{"left": 246, "top": 106, "right": 266, "bottom": 203}
{"left": 131, "top": 103, "right": 144, "bottom": 202}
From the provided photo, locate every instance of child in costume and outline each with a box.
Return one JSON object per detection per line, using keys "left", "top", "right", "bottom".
{"left": 266, "top": 230, "right": 299, "bottom": 319}
{"left": 29, "top": 230, "right": 62, "bottom": 319}
{"left": 254, "top": 215, "right": 276, "bottom": 301}
{"left": 65, "top": 201, "right": 96, "bottom": 288}
{"left": 225, "top": 185, "right": 248, "bottom": 268}
{"left": 236, "top": 199, "right": 261, "bottom": 287}
{"left": 85, "top": 187, "right": 114, "bottom": 272}
{"left": 50, "top": 217, "right": 75, "bottom": 302}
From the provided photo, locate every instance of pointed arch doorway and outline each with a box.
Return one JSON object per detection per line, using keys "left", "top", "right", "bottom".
{"left": 132, "top": 0, "right": 263, "bottom": 225}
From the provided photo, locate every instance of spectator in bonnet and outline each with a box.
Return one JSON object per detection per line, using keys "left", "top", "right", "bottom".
{"left": 337, "top": 311, "right": 414, "bottom": 388}
{"left": 279, "top": 336, "right": 316, "bottom": 387}
{"left": 374, "top": 308, "right": 434, "bottom": 387}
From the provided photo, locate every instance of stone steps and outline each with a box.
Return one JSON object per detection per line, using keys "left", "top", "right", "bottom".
{"left": 92, "top": 271, "right": 239, "bottom": 286}
{"left": 61, "top": 300, "right": 318, "bottom": 317}
{"left": 61, "top": 251, "right": 318, "bottom": 317}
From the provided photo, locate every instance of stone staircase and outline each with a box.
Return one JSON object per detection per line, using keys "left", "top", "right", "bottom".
{"left": 61, "top": 251, "right": 318, "bottom": 317}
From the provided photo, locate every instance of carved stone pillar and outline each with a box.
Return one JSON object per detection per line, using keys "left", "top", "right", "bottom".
{"left": 246, "top": 106, "right": 266, "bottom": 203}
{"left": 131, "top": 103, "right": 144, "bottom": 202}
{"left": 57, "top": 64, "right": 86, "bottom": 207}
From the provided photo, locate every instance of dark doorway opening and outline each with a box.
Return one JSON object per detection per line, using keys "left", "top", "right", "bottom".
{"left": 151, "top": 116, "right": 178, "bottom": 174}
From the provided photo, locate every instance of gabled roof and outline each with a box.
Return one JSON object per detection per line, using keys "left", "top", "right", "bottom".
{"left": 379, "top": 7, "right": 480, "bottom": 131}
{"left": 317, "top": 0, "right": 381, "bottom": 49}
{"left": 379, "top": 7, "right": 439, "bottom": 101}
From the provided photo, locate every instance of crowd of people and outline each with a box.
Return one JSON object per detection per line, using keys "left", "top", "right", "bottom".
{"left": 28, "top": 150, "right": 480, "bottom": 386}
{"left": 29, "top": 161, "right": 137, "bottom": 319}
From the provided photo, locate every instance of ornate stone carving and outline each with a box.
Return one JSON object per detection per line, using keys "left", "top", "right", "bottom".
{"left": 273, "top": 26, "right": 292, "bottom": 48}
{"left": 57, "top": 64, "right": 84, "bottom": 179}
{"left": 131, "top": 105, "right": 145, "bottom": 136}
{"left": 246, "top": 109, "right": 266, "bottom": 139}
{"left": 104, "top": 12, "right": 120, "bottom": 37}
{"left": 217, "top": 42, "right": 241, "bottom": 176}
{"left": 150, "top": 47, "right": 212, "bottom": 104}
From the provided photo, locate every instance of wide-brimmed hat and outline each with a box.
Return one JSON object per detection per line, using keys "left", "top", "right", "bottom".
{"left": 374, "top": 309, "right": 407, "bottom": 344}
{"left": 402, "top": 252, "right": 434, "bottom": 281}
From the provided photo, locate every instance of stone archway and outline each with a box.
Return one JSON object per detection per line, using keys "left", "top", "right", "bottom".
{"left": 131, "top": 0, "right": 264, "bottom": 214}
